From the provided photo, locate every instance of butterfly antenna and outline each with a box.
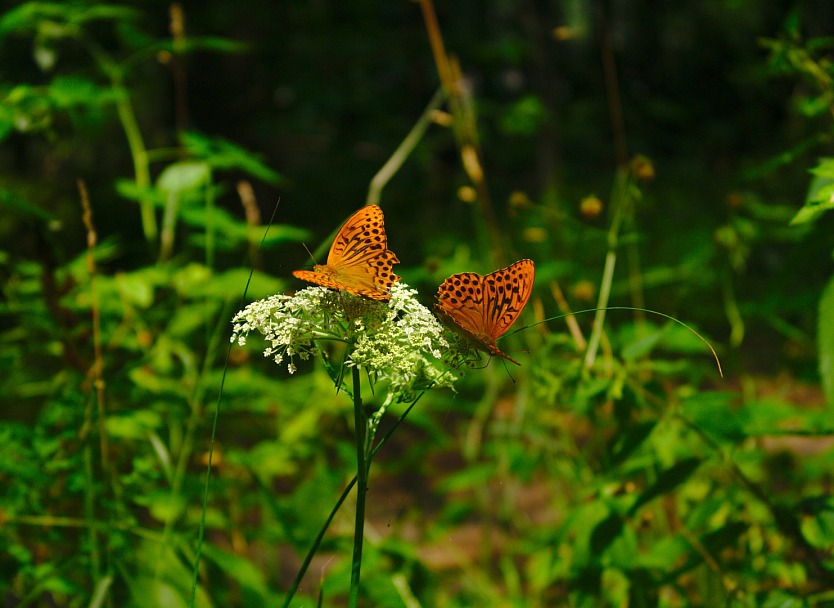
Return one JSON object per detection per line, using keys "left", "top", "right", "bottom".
{"left": 302, "top": 242, "right": 319, "bottom": 266}
{"left": 500, "top": 357, "right": 516, "bottom": 384}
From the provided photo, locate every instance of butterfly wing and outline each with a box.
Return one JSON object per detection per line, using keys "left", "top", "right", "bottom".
{"left": 293, "top": 205, "right": 400, "bottom": 301}
{"left": 435, "top": 259, "right": 535, "bottom": 365}
{"left": 481, "top": 259, "right": 535, "bottom": 342}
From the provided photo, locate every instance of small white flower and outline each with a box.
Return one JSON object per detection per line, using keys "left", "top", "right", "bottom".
{"left": 230, "top": 283, "right": 458, "bottom": 396}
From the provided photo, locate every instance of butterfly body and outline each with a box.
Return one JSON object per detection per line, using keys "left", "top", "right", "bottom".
{"left": 435, "top": 259, "right": 535, "bottom": 365}
{"left": 293, "top": 205, "right": 400, "bottom": 301}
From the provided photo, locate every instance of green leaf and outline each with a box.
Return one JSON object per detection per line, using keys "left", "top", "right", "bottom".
{"left": 200, "top": 544, "right": 272, "bottom": 605}
{"left": 202, "top": 268, "right": 284, "bottom": 300}
{"left": 116, "top": 271, "right": 156, "bottom": 308}
{"left": 181, "top": 131, "right": 285, "bottom": 184}
{"left": 684, "top": 391, "right": 746, "bottom": 443}
{"left": 629, "top": 458, "right": 702, "bottom": 515}
{"left": 180, "top": 36, "right": 249, "bottom": 54}
{"left": 133, "top": 491, "right": 186, "bottom": 524}
{"left": 589, "top": 512, "right": 624, "bottom": 554}
{"left": 791, "top": 158, "right": 834, "bottom": 225}
{"left": 0, "top": 3, "right": 69, "bottom": 36}
{"left": 621, "top": 326, "right": 664, "bottom": 361}
{"left": 637, "top": 535, "right": 689, "bottom": 570}
{"left": 48, "top": 75, "right": 119, "bottom": 107}
{"left": 759, "top": 590, "right": 807, "bottom": 608}
{"left": 0, "top": 186, "right": 56, "bottom": 220}
{"left": 88, "top": 574, "right": 114, "bottom": 608}
{"left": 436, "top": 464, "right": 495, "bottom": 492}
{"left": 819, "top": 275, "right": 834, "bottom": 406}
{"left": 166, "top": 301, "right": 221, "bottom": 338}
{"left": 115, "top": 179, "right": 166, "bottom": 207}
{"left": 799, "top": 496, "right": 834, "bottom": 550}
{"left": 500, "top": 94, "right": 549, "bottom": 136}
{"left": 608, "top": 420, "right": 656, "bottom": 468}
{"left": 125, "top": 539, "right": 214, "bottom": 607}
{"left": 661, "top": 521, "right": 748, "bottom": 582}
{"left": 104, "top": 410, "right": 162, "bottom": 440}
{"left": 0, "top": 3, "right": 139, "bottom": 39}
{"left": 156, "top": 161, "right": 211, "bottom": 194}
{"left": 127, "top": 578, "right": 189, "bottom": 608}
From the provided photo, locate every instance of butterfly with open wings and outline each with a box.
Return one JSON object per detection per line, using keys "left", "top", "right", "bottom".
{"left": 434, "top": 259, "right": 535, "bottom": 366}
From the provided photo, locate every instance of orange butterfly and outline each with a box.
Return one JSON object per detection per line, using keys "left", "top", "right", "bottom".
{"left": 293, "top": 205, "right": 400, "bottom": 301}
{"left": 434, "top": 259, "right": 535, "bottom": 365}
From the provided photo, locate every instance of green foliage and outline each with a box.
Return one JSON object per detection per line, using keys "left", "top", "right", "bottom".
{"left": 2, "top": 1, "right": 834, "bottom": 607}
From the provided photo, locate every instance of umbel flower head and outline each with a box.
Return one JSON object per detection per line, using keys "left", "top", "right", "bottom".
{"left": 231, "top": 282, "right": 458, "bottom": 397}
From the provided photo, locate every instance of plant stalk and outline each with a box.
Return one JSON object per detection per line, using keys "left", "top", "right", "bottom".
{"left": 281, "top": 386, "right": 436, "bottom": 608}
{"left": 349, "top": 366, "right": 370, "bottom": 607}
{"left": 367, "top": 88, "right": 445, "bottom": 206}
{"left": 583, "top": 167, "right": 629, "bottom": 371}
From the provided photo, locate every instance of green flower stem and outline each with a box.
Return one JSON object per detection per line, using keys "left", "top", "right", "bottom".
{"left": 349, "top": 365, "right": 371, "bottom": 608}
{"left": 281, "top": 387, "right": 433, "bottom": 608}
{"left": 584, "top": 167, "right": 630, "bottom": 372}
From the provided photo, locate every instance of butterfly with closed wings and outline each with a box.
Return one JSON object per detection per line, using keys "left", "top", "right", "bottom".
{"left": 434, "top": 259, "right": 535, "bottom": 366}
{"left": 293, "top": 205, "right": 400, "bottom": 302}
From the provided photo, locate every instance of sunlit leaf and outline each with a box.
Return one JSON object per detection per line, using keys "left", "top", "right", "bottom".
{"left": 819, "top": 275, "right": 834, "bottom": 406}
{"left": 156, "top": 161, "right": 211, "bottom": 194}
{"left": 791, "top": 158, "right": 834, "bottom": 225}
{"left": 181, "top": 131, "right": 285, "bottom": 184}
{"left": 799, "top": 496, "right": 834, "bottom": 550}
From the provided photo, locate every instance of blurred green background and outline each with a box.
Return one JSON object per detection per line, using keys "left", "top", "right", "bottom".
{"left": 2, "top": 1, "right": 834, "bottom": 606}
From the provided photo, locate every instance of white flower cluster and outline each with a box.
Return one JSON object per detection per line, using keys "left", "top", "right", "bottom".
{"left": 230, "top": 283, "right": 457, "bottom": 396}
{"left": 348, "top": 282, "right": 456, "bottom": 397}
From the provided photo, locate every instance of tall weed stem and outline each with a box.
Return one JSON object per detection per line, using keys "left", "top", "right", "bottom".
{"left": 584, "top": 167, "right": 630, "bottom": 371}
{"left": 349, "top": 366, "right": 370, "bottom": 607}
